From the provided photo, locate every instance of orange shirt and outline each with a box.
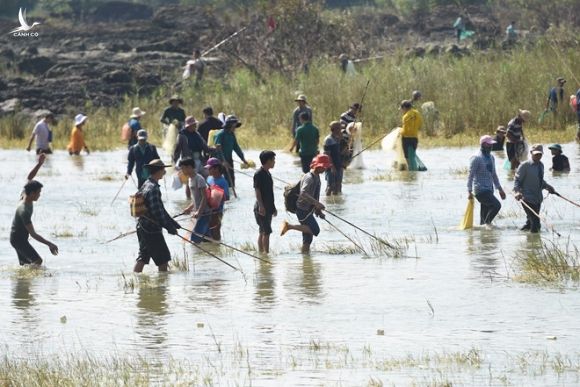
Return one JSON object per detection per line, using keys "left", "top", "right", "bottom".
{"left": 67, "top": 126, "right": 86, "bottom": 153}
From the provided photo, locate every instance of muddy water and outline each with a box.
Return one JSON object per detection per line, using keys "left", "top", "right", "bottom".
{"left": 0, "top": 144, "right": 579, "bottom": 385}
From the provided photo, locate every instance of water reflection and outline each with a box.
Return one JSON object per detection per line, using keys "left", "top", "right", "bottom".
{"left": 135, "top": 275, "right": 169, "bottom": 350}
{"left": 254, "top": 259, "right": 276, "bottom": 309}
{"left": 467, "top": 230, "right": 501, "bottom": 275}
{"left": 69, "top": 155, "right": 85, "bottom": 171}
{"left": 291, "top": 256, "right": 324, "bottom": 303}
{"left": 11, "top": 277, "right": 40, "bottom": 330}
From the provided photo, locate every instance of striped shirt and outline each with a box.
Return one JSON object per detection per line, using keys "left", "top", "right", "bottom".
{"left": 340, "top": 110, "right": 356, "bottom": 127}
{"left": 467, "top": 151, "right": 502, "bottom": 194}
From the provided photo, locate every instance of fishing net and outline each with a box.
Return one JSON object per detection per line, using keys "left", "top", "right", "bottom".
{"left": 162, "top": 123, "right": 178, "bottom": 156}
{"left": 381, "top": 128, "right": 408, "bottom": 171}
{"left": 347, "top": 122, "right": 365, "bottom": 169}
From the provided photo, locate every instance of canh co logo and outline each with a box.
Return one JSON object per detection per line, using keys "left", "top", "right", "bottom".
{"left": 10, "top": 8, "right": 40, "bottom": 37}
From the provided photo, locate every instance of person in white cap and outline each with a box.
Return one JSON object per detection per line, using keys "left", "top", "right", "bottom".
{"left": 126, "top": 129, "right": 160, "bottom": 188}
{"left": 467, "top": 135, "right": 506, "bottom": 227}
{"left": 291, "top": 94, "right": 313, "bottom": 153}
{"left": 514, "top": 144, "right": 557, "bottom": 233}
{"left": 67, "top": 114, "right": 90, "bottom": 155}
{"left": 127, "top": 107, "right": 146, "bottom": 148}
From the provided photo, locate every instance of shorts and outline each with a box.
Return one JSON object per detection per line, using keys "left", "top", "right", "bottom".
{"left": 36, "top": 148, "right": 52, "bottom": 155}
{"left": 136, "top": 226, "right": 171, "bottom": 266}
{"left": 10, "top": 238, "right": 42, "bottom": 265}
{"left": 296, "top": 207, "right": 320, "bottom": 245}
{"left": 191, "top": 215, "right": 211, "bottom": 243}
{"left": 254, "top": 211, "right": 273, "bottom": 234}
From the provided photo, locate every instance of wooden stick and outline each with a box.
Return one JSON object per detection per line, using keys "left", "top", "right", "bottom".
{"left": 180, "top": 225, "right": 271, "bottom": 264}
{"left": 323, "top": 218, "right": 368, "bottom": 255}
{"left": 110, "top": 178, "right": 128, "bottom": 205}
{"left": 176, "top": 233, "right": 241, "bottom": 272}
{"left": 555, "top": 193, "right": 580, "bottom": 209}
{"left": 515, "top": 194, "right": 562, "bottom": 237}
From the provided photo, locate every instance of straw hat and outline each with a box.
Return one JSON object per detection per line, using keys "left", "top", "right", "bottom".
{"left": 518, "top": 109, "right": 531, "bottom": 122}
{"left": 169, "top": 95, "right": 183, "bottom": 104}
{"left": 74, "top": 114, "right": 87, "bottom": 126}
{"left": 145, "top": 159, "right": 172, "bottom": 169}
{"left": 130, "top": 107, "right": 146, "bottom": 118}
{"left": 184, "top": 116, "right": 197, "bottom": 128}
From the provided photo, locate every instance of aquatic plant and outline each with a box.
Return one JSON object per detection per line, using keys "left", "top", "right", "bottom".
{"left": 514, "top": 240, "right": 580, "bottom": 284}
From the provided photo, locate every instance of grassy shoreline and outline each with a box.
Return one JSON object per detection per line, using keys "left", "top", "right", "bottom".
{"left": 1, "top": 43, "right": 579, "bottom": 152}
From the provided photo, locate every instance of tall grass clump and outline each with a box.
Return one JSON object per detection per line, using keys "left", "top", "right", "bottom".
{"left": 1, "top": 42, "right": 579, "bottom": 151}
{"left": 515, "top": 241, "right": 580, "bottom": 284}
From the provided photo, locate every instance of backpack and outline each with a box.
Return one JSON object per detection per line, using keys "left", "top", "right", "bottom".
{"left": 121, "top": 123, "right": 131, "bottom": 141}
{"left": 283, "top": 181, "right": 301, "bottom": 213}
{"left": 129, "top": 192, "right": 147, "bottom": 217}
{"left": 206, "top": 184, "right": 225, "bottom": 209}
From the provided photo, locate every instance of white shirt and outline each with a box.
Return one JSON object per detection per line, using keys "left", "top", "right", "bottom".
{"left": 32, "top": 120, "right": 50, "bottom": 150}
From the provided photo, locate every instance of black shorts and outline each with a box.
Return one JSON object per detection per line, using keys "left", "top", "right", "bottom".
{"left": 136, "top": 226, "right": 171, "bottom": 266}
{"left": 10, "top": 238, "right": 42, "bottom": 265}
{"left": 36, "top": 148, "right": 52, "bottom": 155}
{"left": 254, "top": 211, "right": 273, "bottom": 234}
{"left": 401, "top": 137, "right": 418, "bottom": 159}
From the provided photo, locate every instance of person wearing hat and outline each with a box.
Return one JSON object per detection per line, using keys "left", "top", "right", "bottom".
{"left": 491, "top": 126, "right": 506, "bottom": 151}
{"left": 505, "top": 109, "right": 531, "bottom": 170}
{"left": 291, "top": 111, "right": 319, "bottom": 173}
{"left": 206, "top": 157, "right": 229, "bottom": 240}
{"left": 291, "top": 94, "right": 313, "bottom": 153}
{"left": 467, "top": 135, "right": 506, "bottom": 227}
{"left": 197, "top": 106, "right": 224, "bottom": 143}
{"left": 323, "top": 121, "right": 343, "bottom": 195}
{"left": 126, "top": 129, "right": 160, "bottom": 189}
{"left": 127, "top": 107, "right": 145, "bottom": 148}
{"left": 67, "top": 114, "right": 90, "bottom": 155}
{"left": 548, "top": 144, "right": 570, "bottom": 172}
{"left": 254, "top": 150, "right": 277, "bottom": 254}
{"left": 214, "top": 115, "right": 248, "bottom": 188}
{"left": 160, "top": 95, "right": 186, "bottom": 129}
{"left": 26, "top": 112, "right": 55, "bottom": 155}
{"left": 134, "top": 159, "right": 181, "bottom": 273}
{"left": 280, "top": 154, "right": 330, "bottom": 254}
{"left": 514, "top": 144, "right": 557, "bottom": 233}
{"left": 179, "top": 158, "right": 212, "bottom": 243}
{"left": 173, "top": 116, "right": 214, "bottom": 175}
{"left": 399, "top": 100, "right": 423, "bottom": 168}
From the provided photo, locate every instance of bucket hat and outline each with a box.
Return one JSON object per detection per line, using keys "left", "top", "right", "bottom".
{"left": 548, "top": 144, "right": 562, "bottom": 152}
{"left": 224, "top": 115, "right": 242, "bottom": 128}
{"left": 310, "top": 154, "right": 332, "bottom": 170}
{"left": 185, "top": 116, "right": 197, "bottom": 128}
{"left": 74, "top": 114, "right": 87, "bottom": 126}
{"left": 130, "top": 107, "right": 146, "bottom": 118}
{"left": 295, "top": 94, "right": 307, "bottom": 102}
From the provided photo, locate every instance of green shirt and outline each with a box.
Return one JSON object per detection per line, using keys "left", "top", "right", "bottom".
{"left": 295, "top": 122, "right": 319, "bottom": 156}
{"left": 11, "top": 202, "right": 33, "bottom": 240}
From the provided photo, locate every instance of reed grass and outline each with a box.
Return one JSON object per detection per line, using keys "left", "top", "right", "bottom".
{"left": 514, "top": 241, "right": 580, "bottom": 284}
{"left": 1, "top": 42, "right": 579, "bottom": 152}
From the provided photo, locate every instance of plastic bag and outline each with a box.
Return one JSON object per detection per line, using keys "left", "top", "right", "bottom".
{"left": 458, "top": 199, "right": 474, "bottom": 230}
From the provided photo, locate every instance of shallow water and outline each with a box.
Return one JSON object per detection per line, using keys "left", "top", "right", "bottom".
{"left": 1, "top": 144, "right": 579, "bottom": 385}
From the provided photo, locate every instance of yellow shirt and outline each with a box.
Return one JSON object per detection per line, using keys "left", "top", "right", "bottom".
{"left": 67, "top": 126, "right": 86, "bottom": 153}
{"left": 400, "top": 108, "right": 422, "bottom": 138}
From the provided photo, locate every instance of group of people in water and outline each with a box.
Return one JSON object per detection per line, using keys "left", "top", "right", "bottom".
{"left": 12, "top": 82, "right": 576, "bottom": 272}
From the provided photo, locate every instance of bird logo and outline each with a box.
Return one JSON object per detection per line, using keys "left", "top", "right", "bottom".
{"left": 10, "top": 8, "right": 40, "bottom": 34}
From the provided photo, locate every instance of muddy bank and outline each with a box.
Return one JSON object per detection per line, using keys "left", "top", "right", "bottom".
{"left": 0, "top": 1, "right": 564, "bottom": 120}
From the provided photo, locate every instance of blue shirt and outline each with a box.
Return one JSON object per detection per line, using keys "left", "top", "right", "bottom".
{"left": 128, "top": 118, "right": 142, "bottom": 147}
{"left": 467, "top": 151, "right": 502, "bottom": 195}
{"left": 514, "top": 160, "right": 548, "bottom": 204}
{"left": 207, "top": 175, "right": 229, "bottom": 211}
